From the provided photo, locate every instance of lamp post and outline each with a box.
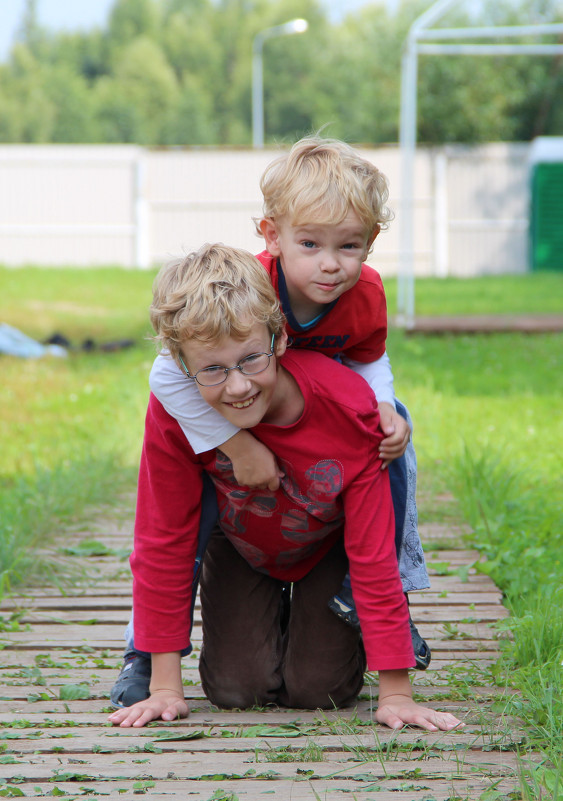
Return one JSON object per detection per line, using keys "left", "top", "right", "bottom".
{"left": 252, "top": 18, "right": 308, "bottom": 148}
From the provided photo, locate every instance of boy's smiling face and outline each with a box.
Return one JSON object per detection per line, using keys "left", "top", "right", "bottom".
{"left": 260, "top": 211, "right": 377, "bottom": 323}
{"left": 180, "top": 323, "right": 287, "bottom": 430}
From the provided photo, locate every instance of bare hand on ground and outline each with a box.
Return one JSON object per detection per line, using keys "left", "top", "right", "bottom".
{"left": 107, "top": 690, "right": 189, "bottom": 728}
{"left": 376, "top": 694, "right": 465, "bottom": 731}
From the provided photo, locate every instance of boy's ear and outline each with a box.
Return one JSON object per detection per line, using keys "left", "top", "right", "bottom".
{"left": 366, "top": 224, "right": 380, "bottom": 252}
{"left": 274, "top": 329, "right": 288, "bottom": 358}
{"left": 260, "top": 218, "right": 282, "bottom": 256}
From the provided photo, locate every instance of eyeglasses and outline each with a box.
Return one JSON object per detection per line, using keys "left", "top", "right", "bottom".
{"left": 179, "top": 334, "right": 276, "bottom": 387}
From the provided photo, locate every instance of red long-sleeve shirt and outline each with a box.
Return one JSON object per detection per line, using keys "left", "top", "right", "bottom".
{"left": 131, "top": 349, "right": 415, "bottom": 671}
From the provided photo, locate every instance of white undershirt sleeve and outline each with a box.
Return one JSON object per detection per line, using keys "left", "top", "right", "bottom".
{"left": 149, "top": 352, "right": 239, "bottom": 454}
{"left": 341, "top": 351, "right": 396, "bottom": 408}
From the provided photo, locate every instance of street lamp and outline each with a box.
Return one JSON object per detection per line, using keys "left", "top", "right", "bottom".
{"left": 252, "top": 18, "right": 308, "bottom": 148}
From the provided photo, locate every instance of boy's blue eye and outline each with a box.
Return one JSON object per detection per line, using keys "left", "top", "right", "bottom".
{"left": 241, "top": 353, "right": 262, "bottom": 364}
{"left": 201, "top": 365, "right": 224, "bottom": 375}
{"left": 302, "top": 240, "right": 316, "bottom": 248}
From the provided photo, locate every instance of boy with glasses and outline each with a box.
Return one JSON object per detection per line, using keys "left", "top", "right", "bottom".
{"left": 108, "top": 244, "right": 462, "bottom": 732}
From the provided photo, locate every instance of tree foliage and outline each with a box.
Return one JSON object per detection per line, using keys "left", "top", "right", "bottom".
{"left": 0, "top": 0, "right": 561, "bottom": 145}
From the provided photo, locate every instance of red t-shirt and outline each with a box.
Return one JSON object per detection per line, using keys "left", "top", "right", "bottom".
{"left": 131, "top": 349, "right": 414, "bottom": 671}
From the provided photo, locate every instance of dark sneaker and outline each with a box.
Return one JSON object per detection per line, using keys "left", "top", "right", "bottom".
{"left": 110, "top": 650, "right": 152, "bottom": 708}
{"left": 409, "top": 617, "right": 431, "bottom": 670}
{"left": 329, "top": 587, "right": 432, "bottom": 670}
{"left": 328, "top": 585, "right": 360, "bottom": 631}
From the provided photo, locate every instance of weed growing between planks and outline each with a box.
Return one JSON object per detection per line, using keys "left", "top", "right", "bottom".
{"left": 256, "top": 742, "right": 326, "bottom": 762}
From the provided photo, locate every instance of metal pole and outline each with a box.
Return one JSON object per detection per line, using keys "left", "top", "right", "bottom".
{"left": 418, "top": 22, "right": 563, "bottom": 40}
{"left": 252, "top": 36, "right": 265, "bottom": 148}
{"left": 398, "top": 37, "right": 417, "bottom": 328}
{"left": 251, "top": 20, "right": 308, "bottom": 148}
{"left": 419, "top": 43, "right": 563, "bottom": 55}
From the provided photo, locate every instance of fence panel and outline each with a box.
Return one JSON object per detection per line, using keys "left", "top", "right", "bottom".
{"left": 0, "top": 143, "right": 531, "bottom": 276}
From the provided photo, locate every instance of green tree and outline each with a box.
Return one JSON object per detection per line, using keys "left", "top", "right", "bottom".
{"left": 107, "top": 0, "right": 161, "bottom": 48}
{"left": 304, "top": 2, "right": 410, "bottom": 144}
{"left": 110, "top": 36, "right": 180, "bottom": 143}
{"left": 160, "top": 77, "right": 218, "bottom": 144}
{"left": 93, "top": 77, "right": 144, "bottom": 142}
{"left": 0, "top": 45, "right": 55, "bottom": 142}
{"left": 0, "top": 0, "right": 561, "bottom": 146}
{"left": 43, "top": 65, "right": 98, "bottom": 142}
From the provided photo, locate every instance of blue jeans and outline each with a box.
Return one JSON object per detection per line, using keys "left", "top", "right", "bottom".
{"left": 389, "top": 400, "right": 429, "bottom": 593}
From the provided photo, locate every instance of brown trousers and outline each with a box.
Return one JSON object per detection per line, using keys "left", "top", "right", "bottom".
{"left": 199, "top": 528, "right": 366, "bottom": 710}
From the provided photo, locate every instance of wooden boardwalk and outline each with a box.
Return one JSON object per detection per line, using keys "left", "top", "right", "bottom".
{"left": 0, "top": 512, "right": 524, "bottom": 800}
{"left": 391, "top": 313, "right": 563, "bottom": 334}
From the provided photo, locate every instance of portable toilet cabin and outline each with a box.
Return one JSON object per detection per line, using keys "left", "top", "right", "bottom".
{"left": 529, "top": 137, "right": 563, "bottom": 271}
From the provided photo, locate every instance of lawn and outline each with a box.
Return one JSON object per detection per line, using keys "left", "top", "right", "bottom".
{"left": 1, "top": 265, "right": 562, "bottom": 792}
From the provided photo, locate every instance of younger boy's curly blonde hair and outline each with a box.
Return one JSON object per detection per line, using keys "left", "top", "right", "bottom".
{"left": 256, "top": 136, "right": 393, "bottom": 235}
{"left": 150, "top": 243, "right": 286, "bottom": 363}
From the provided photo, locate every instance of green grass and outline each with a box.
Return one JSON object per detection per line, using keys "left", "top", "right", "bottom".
{"left": 0, "top": 265, "right": 158, "bottom": 343}
{"left": 383, "top": 271, "right": 563, "bottom": 316}
{"left": 1, "top": 265, "right": 562, "bottom": 795}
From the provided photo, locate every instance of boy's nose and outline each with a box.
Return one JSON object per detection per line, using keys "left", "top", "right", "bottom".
{"left": 224, "top": 367, "right": 253, "bottom": 395}
{"left": 319, "top": 251, "right": 339, "bottom": 272}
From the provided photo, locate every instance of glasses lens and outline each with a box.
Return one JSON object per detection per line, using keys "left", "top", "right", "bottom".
{"left": 197, "top": 367, "right": 227, "bottom": 386}
{"left": 239, "top": 353, "right": 270, "bottom": 375}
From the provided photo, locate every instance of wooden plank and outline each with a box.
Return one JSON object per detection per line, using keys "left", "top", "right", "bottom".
{"left": 0, "top": 726, "right": 520, "bottom": 754}
{"left": 0, "top": 620, "right": 505, "bottom": 648}
{"left": 1, "top": 608, "right": 504, "bottom": 634}
{"left": 0, "top": 779, "right": 523, "bottom": 801}
{"left": 0, "top": 747, "right": 520, "bottom": 778}
{"left": 2, "top": 590, "right": 505, "bottom": 610}
{"left": 398, "top": 313, "right": 563, "bottom": 334}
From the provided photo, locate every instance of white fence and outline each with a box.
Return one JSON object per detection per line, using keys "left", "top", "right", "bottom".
{"left": 0, "top": 142, "right": 532, "bottom": 277}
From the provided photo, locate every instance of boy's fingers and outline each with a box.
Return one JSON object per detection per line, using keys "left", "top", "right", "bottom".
{"left": 375, "top": 707, "right": 404, "bottom": 729}
{"left": 162, "top": 700, "right": 189, "bottom": 721}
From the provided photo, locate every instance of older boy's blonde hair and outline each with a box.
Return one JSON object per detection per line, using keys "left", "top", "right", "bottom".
{"left": 257, "top": 136, "right": 393, "bottom": 235}
{"left": 150, "top": 243, "right": 285, "bottom": 361}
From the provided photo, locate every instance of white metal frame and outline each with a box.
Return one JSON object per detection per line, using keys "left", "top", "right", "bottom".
{"left": 398, "top": 0, "right": 563, "bottom": 327}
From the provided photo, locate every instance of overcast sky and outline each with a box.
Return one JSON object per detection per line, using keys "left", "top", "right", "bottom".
{"left": 1, "top": 0, "right": 396, "bottom": 62}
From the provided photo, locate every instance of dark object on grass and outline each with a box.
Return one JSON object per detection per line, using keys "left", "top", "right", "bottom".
{"left": 43, "top": 332, "right": 135, "bottom": 352}
{"left": 43, "top": 331, "right": 72, "bottom": 348}
{"left": 98, "top": 339, "right": 135, "bottom": 352}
